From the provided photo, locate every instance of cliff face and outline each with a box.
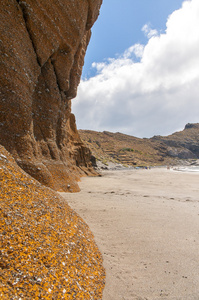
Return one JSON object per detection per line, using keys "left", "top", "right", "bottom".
{"left": 151, "top": 123, "right": 199, "bottom": 159}
{"left": 0, "top": 2, "right": 106, "bottom": 298}
{"left": 0, "top": 0, "right": 102, "bottom": 191}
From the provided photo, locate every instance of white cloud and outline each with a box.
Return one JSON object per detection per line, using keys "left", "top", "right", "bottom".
{"left": 123, "top": 44, "right": 144, "bottom": 59}
{"left": 142, "top": 23, "right": 158, "bottom": 39}
{"left": 73, "top": 0, "right": 199, "bottom": 138}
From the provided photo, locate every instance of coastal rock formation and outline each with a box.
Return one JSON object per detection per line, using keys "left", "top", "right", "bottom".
{"left": 0, "top": 145, "right": 105, "bottom": 299}
{"left": 0, "top": 2, "right": 106, "bottom": 298}
{"left": 151, "top": 123, "right": 199, "bottom": 160}
{"left": 0, "top": 0, "right": 102, "bottom": 191}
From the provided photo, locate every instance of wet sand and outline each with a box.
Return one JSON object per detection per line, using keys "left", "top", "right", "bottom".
{"left": 60, "top": 168, "right": 199, "bottom": 300}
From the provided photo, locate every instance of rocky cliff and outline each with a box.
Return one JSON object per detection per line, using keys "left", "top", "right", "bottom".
{"left": 0, "top": 1, "right": 106, "bottom": 299}
{"left": 151, "top": 123, "right": 199, "bottom": 159}
{"left": 0, "top": 0, "right": 102, "bottom": 191}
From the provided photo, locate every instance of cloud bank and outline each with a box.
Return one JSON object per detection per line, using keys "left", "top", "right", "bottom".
{"left": 73, "top": 0, "right": 199, "bottom": 138}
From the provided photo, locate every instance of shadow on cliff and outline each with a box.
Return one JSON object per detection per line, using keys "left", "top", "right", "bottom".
{"left": 0, "top": 0, "right": 102, "bottom": 192}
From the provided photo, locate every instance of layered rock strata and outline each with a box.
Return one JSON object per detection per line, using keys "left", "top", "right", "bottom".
{"left": 0, "top": 0, "right": 102, "bottom": 191}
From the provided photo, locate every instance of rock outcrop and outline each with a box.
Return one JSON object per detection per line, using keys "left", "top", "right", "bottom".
{"left": 0, "top": 0, "right": 102, "bottom": 191}
{"left": 0, "top": 2, "right": 105, "bottom": 299}
{"left": 151, "top": 123, "right": 199, "bottom": 159}
{"left": 0, "top": 145, "right": 105, "bottom": 299}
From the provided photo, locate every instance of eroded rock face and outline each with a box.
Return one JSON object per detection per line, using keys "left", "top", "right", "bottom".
{"left": 0, "top": 145, "right": 105, "bottom": 299}
{"left": 0, "top": 0, "right": 102, "bottom": 191}
{"left": 152, "top": 123, "right": 199, "bottom": 160}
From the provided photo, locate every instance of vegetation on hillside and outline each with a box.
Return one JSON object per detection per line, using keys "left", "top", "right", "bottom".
{"left": 79, "top": 124, "right": 199, "bottom": 167}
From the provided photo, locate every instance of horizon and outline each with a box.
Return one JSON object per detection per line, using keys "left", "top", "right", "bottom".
{"left": 78, "top": 121, "right": 198, "bottom": 140}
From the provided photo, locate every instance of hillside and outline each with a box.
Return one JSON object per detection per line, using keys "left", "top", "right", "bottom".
{"left": 152, "top": 123, "right": 199, "bottom": 159}
{"left": 79, "top": 123, "right": 199, "bottom": 168}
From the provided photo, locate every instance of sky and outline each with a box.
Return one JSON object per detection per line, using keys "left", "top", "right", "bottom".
{"left": 72, "top": 0, "right": 199, "bottom": 138}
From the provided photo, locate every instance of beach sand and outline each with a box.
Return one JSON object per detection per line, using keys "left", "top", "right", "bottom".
{"left": 60, "top": 168, "right": 199, "bottom": 300}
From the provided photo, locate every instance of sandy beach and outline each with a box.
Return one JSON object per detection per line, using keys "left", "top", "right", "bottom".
{"left": 61, "top": 168, "right": 199, "bottom": 300}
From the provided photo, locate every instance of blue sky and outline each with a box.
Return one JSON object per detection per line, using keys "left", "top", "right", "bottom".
{"left": 83, "top": 0, "right": 184, "bottom": 78}
{"left": 73, "top": 0, "right": 199, "bottom": 138}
